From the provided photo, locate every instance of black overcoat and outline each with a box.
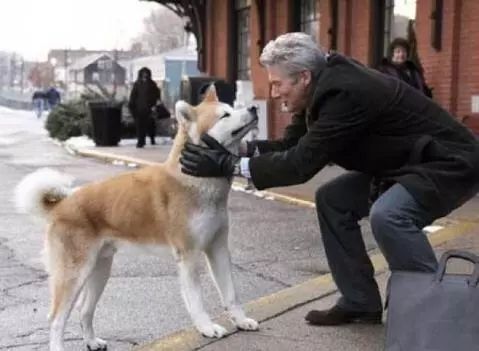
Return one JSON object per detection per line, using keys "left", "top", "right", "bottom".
{"left": 249, "top": 54, "right": 479, "bottom": 216}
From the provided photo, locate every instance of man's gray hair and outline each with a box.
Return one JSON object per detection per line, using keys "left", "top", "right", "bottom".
{"left": 260, "top": 32, "right": 327, "bottom": 78}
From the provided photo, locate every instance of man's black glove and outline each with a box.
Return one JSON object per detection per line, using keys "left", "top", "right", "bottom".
{"left": 180, "top": 134, "right": 240, "bottom": 177}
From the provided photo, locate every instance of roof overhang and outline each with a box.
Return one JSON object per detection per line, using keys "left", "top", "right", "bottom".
{"left": 141, "top": 0, "right": 206, "bottom": 71}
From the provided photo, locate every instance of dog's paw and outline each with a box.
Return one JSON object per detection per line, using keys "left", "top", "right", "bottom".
{"left": 197, "top": 323, "right": 228, "bottom": 338}
{"left": 235, "top": 317, "right": 259, "bottom": 331}
{"left": 86, "top": 338, "right": 107, "bottom": 351}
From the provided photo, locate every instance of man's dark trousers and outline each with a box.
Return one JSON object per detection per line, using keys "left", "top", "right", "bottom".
{"left": 315, "top": 171, "right": 439, "bottom": 312}
{"left": 135, "top": 112, "right": 156, "bottom": 146}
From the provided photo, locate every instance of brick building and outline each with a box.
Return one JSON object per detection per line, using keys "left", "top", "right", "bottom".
{"left": 149, "top": 0, "right": 479, "bottom": 138}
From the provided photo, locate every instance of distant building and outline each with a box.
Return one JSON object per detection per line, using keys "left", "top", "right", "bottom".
{"left": 122, "top": 45, "right": 199, "bottom": 107}
{"left": 47, "top": 49, "right": 141, "bottom": 89}
{"left": 0, "top": 52, "right": 10, "bottom": 89}
{"left": 67, "top": 53, "right": 127, "bottom": 100}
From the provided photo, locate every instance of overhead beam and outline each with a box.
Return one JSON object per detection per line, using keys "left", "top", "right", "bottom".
{"left": 141, "top": 0, "right": 207, "bottom": 71}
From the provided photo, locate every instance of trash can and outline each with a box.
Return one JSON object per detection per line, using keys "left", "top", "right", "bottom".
{"left": 89, "top": 101, "right": 122, "bottom": 146}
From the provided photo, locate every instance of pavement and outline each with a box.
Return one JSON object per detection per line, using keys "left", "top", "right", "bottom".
{"left": 66, "top": 137, "right": 479, "bottom": 351}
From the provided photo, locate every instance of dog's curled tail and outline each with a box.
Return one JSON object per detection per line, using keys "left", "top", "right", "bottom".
{"left": 14, "top": 168, "right": 74, "bottom": 220}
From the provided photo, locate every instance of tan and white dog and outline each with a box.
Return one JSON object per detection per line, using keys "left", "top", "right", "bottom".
{"left": 14, "top": 86, "right": 259, "bottom": 351}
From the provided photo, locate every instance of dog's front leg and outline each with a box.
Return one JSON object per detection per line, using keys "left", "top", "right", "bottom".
{"left": 177, "top": 251, "right": 227, "bottom": 338}
{"left": 205, "top": 230, "right": 259, "bottom": 332}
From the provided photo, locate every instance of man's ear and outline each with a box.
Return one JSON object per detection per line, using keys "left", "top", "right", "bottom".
{"left": 203, "top": 84, "right": 219, "bottom": 103}
{"left": 299, "top": 70, "right": 312, "bottom": 87}
{"left": 175, "top": 100, "right": 195, "bottom": 126}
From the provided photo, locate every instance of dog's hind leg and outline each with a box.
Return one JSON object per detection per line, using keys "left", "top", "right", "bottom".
{"left": 47, "top": 231, "right": 99, "bottom": 351}
{"left": 205, "top": 228, "right": 259, "bottom": 331}
{"left": 177, "top": 250, "right": 227, "bottom": 338}
{"left": 79, "top": 253, "right": 113, "bottom": 351}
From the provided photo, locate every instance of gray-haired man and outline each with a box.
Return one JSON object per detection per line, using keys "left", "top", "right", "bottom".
{"left": 180, "top": 32, "right": 479, "bottom": 325}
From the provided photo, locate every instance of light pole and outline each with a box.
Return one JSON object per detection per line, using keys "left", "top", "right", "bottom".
{"left": 64, "top": 49, "right": 68, "bottom": 93}
{"left": 19, "top": 57, "right": 24, "bottom": 93}
{"left": 182, "top": 20, "right": 193, "bottom": 78}
{"left": 9, "top": 53, "right": 16, "bottom": 88}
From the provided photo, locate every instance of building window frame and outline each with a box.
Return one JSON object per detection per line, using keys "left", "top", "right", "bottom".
{"left": 293, "top": 0, "right": 320, "bottom": 42}
{"left": 382, "top": 0, "right": 395, "bottom": 57}
{"left": 431, "top": 0, "right": 443, "bottom": 51}
{"left": 372, "top": 0, "right": 418, "bottom": 66}
{"left": 328, "top": 0, "right": 338, "bottom": 50}
{"left": 235, "top": 0, "right": 251, "bottom": 81}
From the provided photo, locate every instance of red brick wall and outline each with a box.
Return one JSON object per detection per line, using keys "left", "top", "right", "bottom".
{"left": 416, "top": 0, "right": 479, "bottom": 133}
{"left": 456, "top": 0, "right": 479, "bottom": 132}
{"left": 250, "top": 0, "right": 269, "bottom": 100}
{"left": 205, "top": 0, "right": 230, "bottom": 79}
{"left": 203, "top": 0, "right": 479, "bottom": 137}
{"left": 266, "top": 0, "right": 297, "bottom": 138}
{"left": 319, "top": 0, "right": 331, "bottom": 49}
{"left": 337, "top": 0, "right": 352, "bottom": 55}
{"left": 416, "top": 0, "right": 459, "bottom": 113}
{"left": 349, "top": 0, "right": 373, "bottom": 64}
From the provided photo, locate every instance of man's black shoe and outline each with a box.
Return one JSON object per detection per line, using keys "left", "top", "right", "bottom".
{"left": 305, "top": 305, "right": 382, "bottom": 326}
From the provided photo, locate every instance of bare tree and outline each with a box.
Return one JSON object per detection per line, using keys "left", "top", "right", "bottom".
{"left": 133, "top": 8, "right": 185, "bottom": 55}
{"left": 28, "top": 62, "right": 54, "bottom": 88}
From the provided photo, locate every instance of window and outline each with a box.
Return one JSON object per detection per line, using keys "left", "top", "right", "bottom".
{"left": 382, "top": 0, "right": 417, "bottom": 56}
{"left": 299, "top": 0, "right": 319, "bottom": 42}
{"left": 236, "top": 0, "right": 251, "bottom": 80}
{"left": 329, "top": 0, "right": 339, "bottom": 50}
{"left": 372, "top": 0, "right": 418, "bottom": 65}
{"left": 431, "top": 0, "right": 443, "bottom": 51}
{"left": 382, "top": 0, "right": 395, "bottom": 57}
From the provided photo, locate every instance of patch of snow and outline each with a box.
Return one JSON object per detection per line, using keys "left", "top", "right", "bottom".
{"left": 64, "top": 136, "right": 95, "bottom": 151}
{"left": 112, "top": 160, "right": 126, "bottom": 166}
{"left": 423, "top": 225, "right": 444, "bottom": 233}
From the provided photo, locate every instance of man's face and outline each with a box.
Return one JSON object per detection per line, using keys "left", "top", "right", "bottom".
{"left": 392, "top": 46, "right": 408, "bottom": 65}
{"left": 267, "top": 65, "right": 311, "bottom": 114}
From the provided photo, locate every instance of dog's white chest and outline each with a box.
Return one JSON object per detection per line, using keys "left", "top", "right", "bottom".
{"left": 189, "top": 206, "right": 227, "bottom": 248}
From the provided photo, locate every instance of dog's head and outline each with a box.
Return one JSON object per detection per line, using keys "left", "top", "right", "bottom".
{"left": 175, "top": 85, "right": 258, "bottom": 152}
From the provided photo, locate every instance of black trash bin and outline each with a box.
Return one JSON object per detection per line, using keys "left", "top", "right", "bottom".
{"left": 89, "top": 101, "right": 122, "bottom": 146}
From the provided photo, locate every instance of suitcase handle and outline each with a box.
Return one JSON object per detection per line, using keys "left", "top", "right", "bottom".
{"left": 435, "top": 250, "right": 479, "bottom": 286}
{"left": 470, "top": 266, "right": 479, "bottom": 287}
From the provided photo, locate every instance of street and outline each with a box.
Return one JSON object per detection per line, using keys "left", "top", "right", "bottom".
{"left": 0, "top": 107, "right": 376, "bottom": 350}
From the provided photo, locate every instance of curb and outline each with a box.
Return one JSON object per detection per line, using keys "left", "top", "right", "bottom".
{"left": 74, "top": 148, "right": 317, "bottom": 208}
{"left": 75, "top": 148, "right": 158, "bottom": 167}
{"left": 134, "top": 220, "right": 477, "bottom": 351}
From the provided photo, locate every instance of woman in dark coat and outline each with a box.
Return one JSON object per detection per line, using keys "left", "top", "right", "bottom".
{"left": 180, "top": 33, "right": 479, "bottom": 326}
{"left": 377, "top": 37, "right": 432, "bottom": 97}
{"left": 128, "top": 67, "right": 161, "bottom": 148}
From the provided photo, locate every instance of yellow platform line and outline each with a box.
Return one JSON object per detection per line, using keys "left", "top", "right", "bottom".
{"left": 76, "top": 148, "right": 316, "bottom": 208}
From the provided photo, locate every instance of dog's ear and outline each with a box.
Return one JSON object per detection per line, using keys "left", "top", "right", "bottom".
{"left": 203, "top": 84, "right": 219, "bottom": 103}
{"left": 175, "top": 100, "right": 196, "bottom": 126}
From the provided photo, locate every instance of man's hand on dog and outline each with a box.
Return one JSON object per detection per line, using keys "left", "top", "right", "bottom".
{"left": 180, "top": 134, "right": 240, "bottom": 177}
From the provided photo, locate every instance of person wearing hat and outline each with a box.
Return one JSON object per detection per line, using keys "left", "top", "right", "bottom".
{"left": 378, "top": 37, "right": 432, "bottom": 97}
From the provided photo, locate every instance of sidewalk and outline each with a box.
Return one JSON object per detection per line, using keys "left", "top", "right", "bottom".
{"left": 68, "top": 138, "right": 479, "bottom": 351}
{"left": 71, "top": 138, "right": 479, "bottom": 221}
{"left": 195, "top": 230, "right": 479, "bottom": 351}
{"left": 134, "top": 228, "right": 479, "bottom": 351}
{"left": 70, "top": 138, "right": 341, "bottom": 205}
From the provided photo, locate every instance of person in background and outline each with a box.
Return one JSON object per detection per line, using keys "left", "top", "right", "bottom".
{"left": 45, "top": 86, "right": 61, "bottom": 110}
{"left": 128, "top": 67, "right": 161, "bottom": 148}
{"left": 32, "top": 90, "right": 45, "bottom": 118}
{"left": 377, "top": 37, "right": 432, "bottom": 98}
